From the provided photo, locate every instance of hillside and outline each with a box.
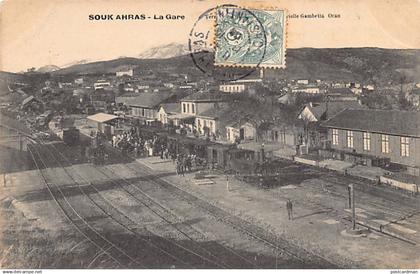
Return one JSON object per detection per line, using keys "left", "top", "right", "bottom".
{"left": 51, "top": 55, "right": 198, "bottom": 76}
{"left": 265, "top": 48, "right": 420, "bottom": 84}
{"left": 0, "top": 71, "right": 26, "bottom": 95}
{"left": 2, "top": 48, "right": 420, "bottom": 85}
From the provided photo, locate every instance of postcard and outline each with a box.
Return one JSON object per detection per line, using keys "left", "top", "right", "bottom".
{"left": 0, "top": 0, "right": 419, "bottom": 271}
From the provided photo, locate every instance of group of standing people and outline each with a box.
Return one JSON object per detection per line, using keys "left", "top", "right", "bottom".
{"left": 112, "top": 127, "right": 166, "bottom": 158}
{"left": 175, "top": 154, "right": 195, "bottom": 176}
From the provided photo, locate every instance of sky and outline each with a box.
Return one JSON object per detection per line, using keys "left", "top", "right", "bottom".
{"left": 0, "top": 0, "right": 419, "bottom": 72}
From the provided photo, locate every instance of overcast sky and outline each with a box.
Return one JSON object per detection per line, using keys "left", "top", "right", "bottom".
{"left": 1, "top": 0, "right": 419, "bottom": 72}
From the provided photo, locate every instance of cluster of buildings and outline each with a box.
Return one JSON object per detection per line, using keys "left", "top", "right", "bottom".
{"left": 2, "top": 65, "right": 420, "bottom": 193}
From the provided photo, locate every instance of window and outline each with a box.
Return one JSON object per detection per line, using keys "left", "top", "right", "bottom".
{"left": 191, "top": 103, "right": 195, "bottom": 114}
{"left": 401, "top": 137, "right": 410, "bottom": 157}
{"left": 182, "top": 103, "right": 186, "bottom": 113}
{"left": 209, "top": 121, "right": 213, "bottom": 132}
{"left": 187, "top": 104, "right": 190, "bottom": 113}
{"left": 363, "top": 132, "right": 371, "bottom": 151}
{"left": 141, "top": 108, "right": 145, "bottom": 117}
{"left": 346, "top": 130, "right": 354, "bottom": 148}
{"left": 381, "top": 134, "right": 389, "bottom": 154}
{"left": 332, "top": 129, "right": 339, "bottom": 145}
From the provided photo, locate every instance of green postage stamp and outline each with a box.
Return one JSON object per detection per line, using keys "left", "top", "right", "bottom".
{"left": 214, "top": 6, "right": 286, "bottom": 68}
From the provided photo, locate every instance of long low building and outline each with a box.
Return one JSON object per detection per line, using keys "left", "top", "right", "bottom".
{"left": 321, "top": 109, "right": 420, "bottom": 176}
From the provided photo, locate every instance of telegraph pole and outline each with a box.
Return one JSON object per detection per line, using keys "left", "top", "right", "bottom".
{"left": 18, "top": 132, "right": 23, "bottom": 151}
{"left": 349, "top": 184, "right": 356, "bottom": 230}
{"left": 347, "top": 184, "right": 352, "bottom": 209}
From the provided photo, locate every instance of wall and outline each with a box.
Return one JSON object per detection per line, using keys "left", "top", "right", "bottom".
{"left": 219, "top": 84, "right": 245, "bottom": 93}
{"left": 195, "top": 117, "right": 217, "bottom": 135}
{"left": 181, "top": 102, "right": 196, "bottom": 115}
{"left": 226, "top": 126, "right": 239, "bottom": 143}
{"left": 157, "top": 108, "right": 168, "bottom": 124}
{"left": 298, "top": 107, "right": 318, "bottom": 122}
{"left": 181, "top": 101, "right": 226, "bottom": 115}
{"left": 328, "top": 128, "right": 420, "bottom": 167}
{"left": 131, "top": 106, "right": 156, "bottom": 119}
{"left": 242, "top": 123, "right": 256, "bottom": 140}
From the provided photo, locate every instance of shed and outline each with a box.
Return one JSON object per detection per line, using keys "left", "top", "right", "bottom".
{"left": 86, "top": 113, "right": 119, "bottom": 138}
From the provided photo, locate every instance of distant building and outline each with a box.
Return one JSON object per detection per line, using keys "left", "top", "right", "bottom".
{"left": 157, "top": 103, "right": 182, "bottom": 125}
{"left": 225, "top": 120, "right": 257, "bottom": 143}
{"left": 116, "top": 92, "right": 174, "bottom": 124}
{"left": 180, "top": 91, "right": 228, "bottom": 117}
{"left": 116, "top": 69, "right": 133, "bottom": 77}
{"left": 297, "top": 100, "right": 364, "bottom": 149}
{"left": 297, "top": 79, "right": 309, "bottom": 85}
{"left": 74, "top": 78, "right": 84, "bottom": 85}
{"left": 195, "top": 106, "right": 236, "bottom": 140}
{"left": 163, "top": 83, "right": 175, "bottom": 89}
{"left": 350, "top": 87, "right": 363, "bottom": 95}
{"left": 297, "top": 101, "right": 364, "bottom": 122}
{"left": 219, "top": 78, "right": 262, "bottom": 93}
{"left": 363, "top": 84, "right": 375, "bottom": 91}
{"left": 327, "top": 87, "right": 358, "bottom": 101}
{"left": 58, "top": 82, "right": 73, "bottom": 89}
{"left": 322, "top": 109, "right": 420, "bottom": 175}
{"left": 291, "top": 86, "right": 320, "bottom": 94}
{"left": 219, "top": 83, "right": 246, "bottom": 93}
{"left": 94, "top": 80, "right": 111, "bottom": 90}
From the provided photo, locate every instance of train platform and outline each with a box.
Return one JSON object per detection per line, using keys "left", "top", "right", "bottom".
{"left": 135, "top": 156, "right": 420, "bottom": 268}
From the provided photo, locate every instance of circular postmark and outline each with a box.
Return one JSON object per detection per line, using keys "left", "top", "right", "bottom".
{"left": 188, "top": 4, "right": 267, "bottom": 81}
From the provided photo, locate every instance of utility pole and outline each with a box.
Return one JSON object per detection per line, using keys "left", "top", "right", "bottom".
{"left": 275, "top": 247, "right": 278, "bottom": 269}
{"left": 349, "top": 184, "right": 356, "bottom": 230}
{"left": 18, "top": 132, "right": 23, "bottom": 152}
{"left": 347, "top": 184, "right": 352, "bottom": 209}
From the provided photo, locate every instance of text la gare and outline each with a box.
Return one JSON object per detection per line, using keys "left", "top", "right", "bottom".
{"left": 154, "top": 14, "right": 185, "bottom": 20}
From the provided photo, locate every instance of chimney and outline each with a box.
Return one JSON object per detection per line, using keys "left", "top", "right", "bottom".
{"left": 309, "top": 102, "right": 313, "bottom": 107}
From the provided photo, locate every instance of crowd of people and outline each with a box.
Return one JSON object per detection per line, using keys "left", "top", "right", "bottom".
{"left": 111, "top": 127, "right": 163, "bottom": 158}
{"left": 109, "top": 127, "right": 206, "bottom": 173}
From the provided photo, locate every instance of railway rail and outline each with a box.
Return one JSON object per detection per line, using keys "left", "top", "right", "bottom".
{"left": 32, "top": 141, "right": 233, "bottom": 268}
{"left": 45, "top": 141, "right": 256, "bottom": 269}
{"left": 122, "top": 162, "right": 339, "bottom": 268}
{"left": 27, "top": 144, "right": 139, "bottom": 268}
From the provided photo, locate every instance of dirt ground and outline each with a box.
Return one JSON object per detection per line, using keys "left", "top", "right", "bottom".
{"left": 136, "top": 156, "right": 420, "bottom": 269}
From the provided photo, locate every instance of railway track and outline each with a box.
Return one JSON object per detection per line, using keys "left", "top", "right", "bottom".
{"left": 27, "top": 144, "right": 139, "bottom": 268}
{"left": 41, "top": 142, "right": 248, "bottom": 268}
{"left": 95, "top": 164, "right": 260, "bottom": 269}
{"left": 122, "top": 162, "right": 339, "bottom": 268}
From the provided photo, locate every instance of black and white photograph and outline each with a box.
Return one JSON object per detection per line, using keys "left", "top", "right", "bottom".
{"left": 0, "top": 0, "right": 419, "bottom": 271}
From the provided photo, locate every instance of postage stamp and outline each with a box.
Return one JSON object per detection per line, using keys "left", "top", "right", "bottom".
{"left": 214, "top": 7, "right": 286, "bottom": 68}
{"left": 188, "top": 4, "right": 266, "bottom": 81}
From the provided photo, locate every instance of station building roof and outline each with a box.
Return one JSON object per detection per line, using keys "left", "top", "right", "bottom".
{"left": 87, "top": 113, "right": 118, "bottom": 123}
